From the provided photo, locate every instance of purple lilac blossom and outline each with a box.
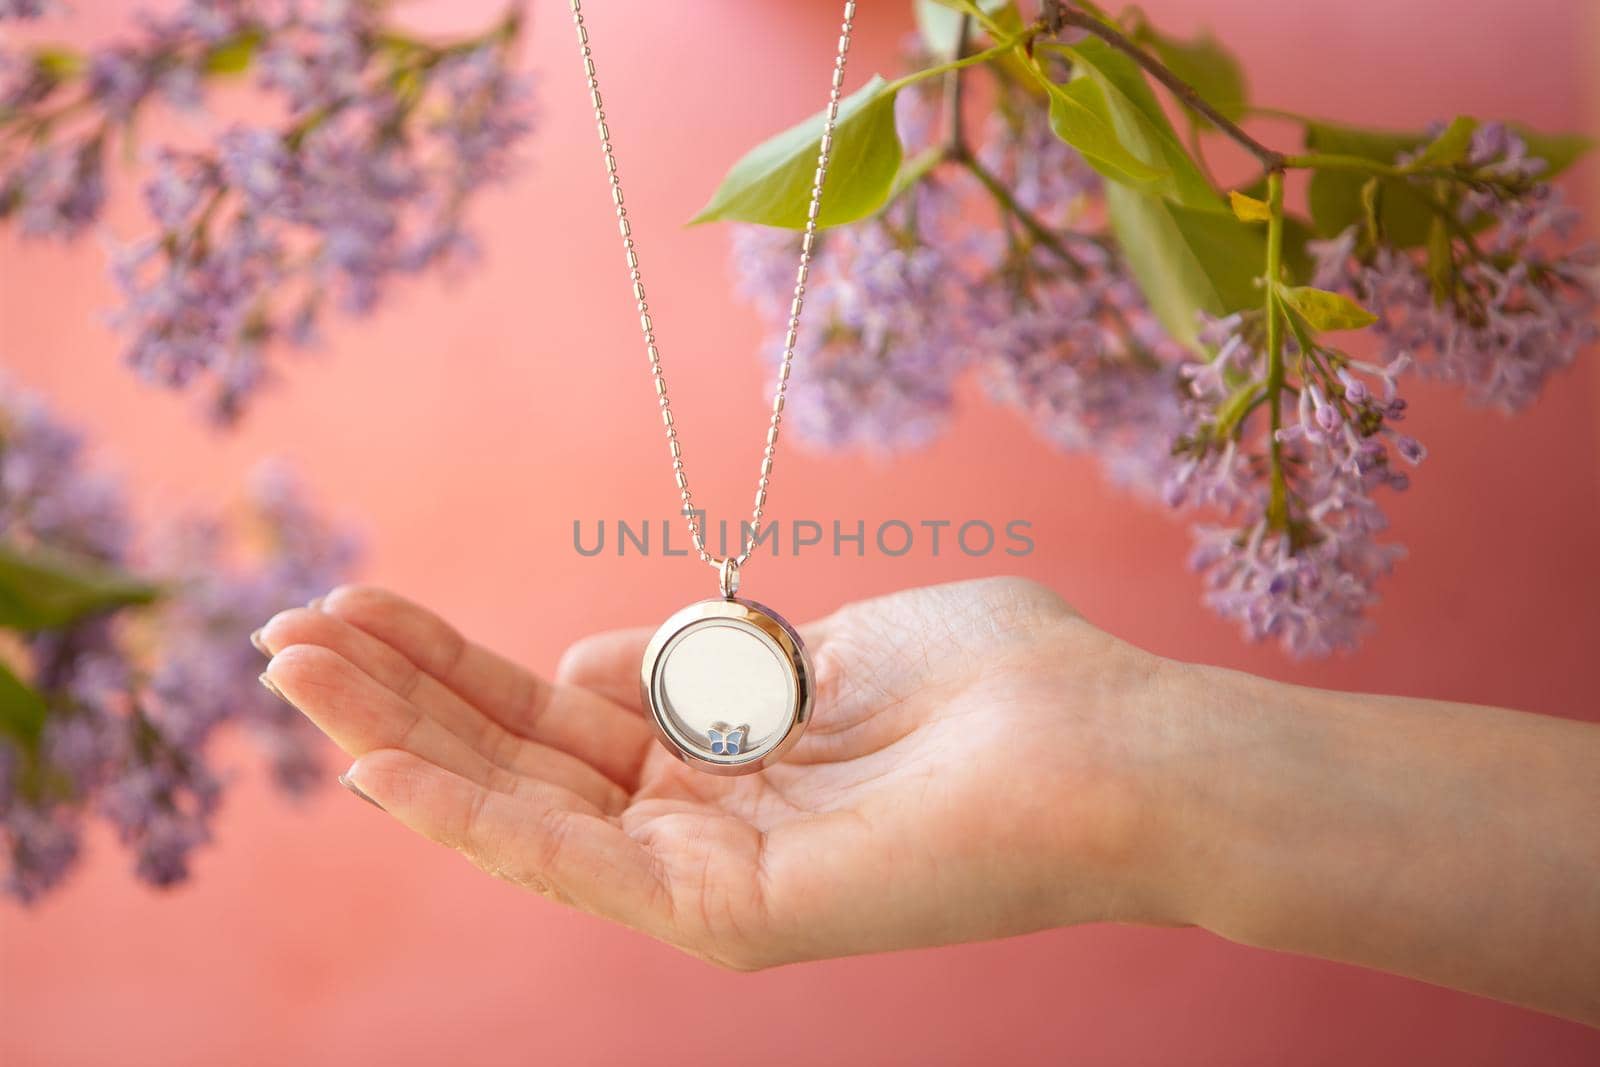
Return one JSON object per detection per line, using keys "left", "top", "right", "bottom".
{"left": 975, "top": 107, "right": 1101, "bottom": 221}
{"left": 980, "top": 262, "right": 1190, "bottom": 484}
{"left": 728, "top": 88, "right": 1428, "bottom": 658}
{"left": 1, "top": 0, "right": 533, "bottom": 421}
{"left": 972, "top": 118, "right": 1189, "bottom": 490}
{"left": 1175, "top": 314, "right": 1421, "bottom": 656}
{"left": 734, "top": 91, "right": 1192, "bottom": 483}
{"left": 730, "top": 89, "right": 977, "bottom": 451}
{"left": 1311, "top": 122, "right": 1600, "bottom": 412}
{"left": 1190, "top": 504, "right": 1405, "bottom": 659}
{"left": 2, "top": 142, "right": 107, "bottom": 238}
{"left": 0, "top": 0, "right": 52, "bottom": 20}
{"left": 1190, "top": 353, "right": 1417, "bottom": 659}
{"left": 973, "top": 111, "right": 1189, "bottom": 475}
{"left": 2, "top": 808, "right": 79, "bottom": 903}
{"left": 0, "top": 379, "right": 356, "bottom": 902}
{"left": 0, "top": 384, "right": 129, "bottom": 557}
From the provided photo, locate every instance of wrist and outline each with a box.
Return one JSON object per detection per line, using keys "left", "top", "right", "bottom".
{"left": 1012, "top": 614, "right": 1375, "bottom": 938}
{"left": 1095, "top": 652, "right": 1241, "bottom": 931}
{"left": 1021, "top": 620, "right": 1227, "bottom": 932}
{"left": 1071, "top": 649, "right": 1345, "bottom": 936}
{"left": 1116, "top": 656, "right": 1343, "bottom": 938}
{"left": 1029, "top": 623, "right": 1600, "bottom": 1023}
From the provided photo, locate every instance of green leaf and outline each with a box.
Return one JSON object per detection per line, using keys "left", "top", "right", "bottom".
{"left": 1055, "top": 38, "right": 1221, "bottom": 210}
{"left": 1425, "top": 215, "right": 1455, "bottom": 304}
{"left": 1412, "top": 115, "right": 1478, "bottom": 167}
{"left": 1129, "top": 22, "right": 1248, "bottom": 124}
{"left": 1305, "top": 119, "right": 1593, "bottom": 247}
{"left": 1213, "top": 379, "right": 1266, "bottom": 439}
{"left": 888, "top": 146, "right": 943, "bottom": 203}
{"left": 914, "top": 0, "right": 968, "bottom": 56}
{"left": 691, "top": 76, "right": 902, "bottom": 229}
{"left": 984, "top": 0, "right": 1026, "bottom": 37}
{"left": 204, "top": 30, "right": 262, "bottom": 75}
{"left": 912, "top": 0, "right": 1036, "bottom": 91}
{"left": 1359, "top": 175, "right": 1382, "bottom": 245}
{"left": 32, "top": 47, "right": 84, "bottom": 80}
{"left": 1304, "top": 122, "right": 1436, "bottom": 247}
{"left": 1278, "top": 285, "right": 1378, "bottom": 332}
{"left": 1107, "top": 182, "right": 1267, "bottom": 344}
{"left": 0, "top": 660, "right": 48, "bottom": 753}
{"left": 1047, "top": 35, "right": 1254, "bottom": 341}
{"left": 1520, "top": 128, "right": 1595, "bottom": 174}
{"left": 1279, "top": 212, "right": 1318, "bottom": 286}
{"left": 914, "top": 0, "right": 1017, "bottom": 53}
{"left": 1235, "top": 175, "right": 1317, "bottom": 281}
{"left": 1229, "top": 190, "right": 1271, "bottom": 222}
{"left": 0, "top": 543, "right": 159, "bottom": 632}
{"left": 1044, "top": 78, "right": 1166, "bottom": 188}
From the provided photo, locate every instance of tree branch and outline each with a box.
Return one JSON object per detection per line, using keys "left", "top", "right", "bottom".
{"left": 962, "top": 155, "right": 1089, "bottom": 276}
{"left": 1263, "top": 170, "right": 1290, "bottom": 528}
{"left": 943, "top": 15, "right": 971, "bottom": 160}
{"left": 1053, "top": 5, "right": 1285, "bottom": 172}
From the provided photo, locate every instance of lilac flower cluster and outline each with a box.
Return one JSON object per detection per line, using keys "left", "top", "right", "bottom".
{"left": 1172, "top": 316, "right": 1423, "bottom": 655}
{"left": 1164, "top": 124, "right": 1592, "bottom": 652}
{"left": 731, "top": 92, "right": 976, "bottom": 451}
{"left": 974, "top": 111, "right": 1192, "bottom": 490}
{"left": 0, "top": 379, "right": 356, "bottom": 902}
{"left": 2, "top": 0, "right": 532, "bottom": 421}
{"left": 1312, "top": 123, "right": 1600, "bottom": 412}
{"left": 0, "top": 0, "right": 52, "bottom": 20}
{"left": 732, "top": 91, "right": 1186, "bottom": 471}
{"left": 727, "top": 100, "right": 1586, "bottom": 656}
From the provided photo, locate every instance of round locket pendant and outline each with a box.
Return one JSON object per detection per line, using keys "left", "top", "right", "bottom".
{"left": 640, "top": 597, "right": 813, "bottom": 776}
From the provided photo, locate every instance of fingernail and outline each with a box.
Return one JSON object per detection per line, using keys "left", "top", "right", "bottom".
{"left": 338, "top": 772, "right": 385, "bottom": 812}
{"left": 259, "top": 672, "right": 289, "bottom": 703}
{"left": 307, "top": 595, "right": 325, "bottom": 611}
{"left": 249, "top": 628, "right": 269, "bottom": 656}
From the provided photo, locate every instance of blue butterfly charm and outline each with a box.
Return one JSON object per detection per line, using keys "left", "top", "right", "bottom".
{"left": 707, "top": 722, "right": 749, "bottom": 756}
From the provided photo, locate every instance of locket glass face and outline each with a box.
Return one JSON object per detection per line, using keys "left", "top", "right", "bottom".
{"left": 640, "top": 598, "right": 812, "bottom": 775}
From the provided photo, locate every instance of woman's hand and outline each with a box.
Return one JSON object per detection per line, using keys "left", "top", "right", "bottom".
{"left": 256, "top": 577, "right": 1181, "bottom": 969}
{"left": 258, "top": 577, "right": 1600, "bottom": 1024}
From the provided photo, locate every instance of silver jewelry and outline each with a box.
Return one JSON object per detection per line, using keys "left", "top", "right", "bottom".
{"left": 642, "top": 593, "right": 810, "bottom": 774}
{"left": 567, "top": 1, "right": 856, "bottom": 773}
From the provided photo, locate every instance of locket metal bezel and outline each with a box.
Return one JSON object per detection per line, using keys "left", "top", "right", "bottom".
{"left": 640, "top": 597, "right": 812, "bottom": 776}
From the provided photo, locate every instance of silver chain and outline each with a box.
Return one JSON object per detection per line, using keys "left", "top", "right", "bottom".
{"left": 567, "top": 0, "right": 858, "bottom": 580}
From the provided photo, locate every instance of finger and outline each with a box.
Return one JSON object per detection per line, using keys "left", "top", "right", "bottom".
{"left": 319, "top": 586, "right": 652, "bottom": 788}
{"left": 264, "top": 644, "right": 602, "bottom": 816}
{"left": 346, "top": 748, "right": 668, "bottom": 930}
{"left": 553, "top": 626, "right": 654, "bottom": 712}
{"left": 259, "top": 608, "right": 627, "bottom": 813}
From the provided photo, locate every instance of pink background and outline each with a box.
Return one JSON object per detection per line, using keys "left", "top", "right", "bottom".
{"left": 3, "top": 0, "right": 1599, "bottom": 1062}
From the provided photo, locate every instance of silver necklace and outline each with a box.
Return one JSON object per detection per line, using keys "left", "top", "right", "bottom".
{"left": 567, "top": 1, "right": 858, "bottom": 774}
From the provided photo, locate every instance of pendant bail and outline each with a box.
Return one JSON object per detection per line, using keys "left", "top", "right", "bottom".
{"left": 717, "top": 557, "right": 741, "bottom": 599}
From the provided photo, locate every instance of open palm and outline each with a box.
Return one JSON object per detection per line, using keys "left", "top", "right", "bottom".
{"left": 259, "top": 577, "right": 1162, "bottom": 968}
